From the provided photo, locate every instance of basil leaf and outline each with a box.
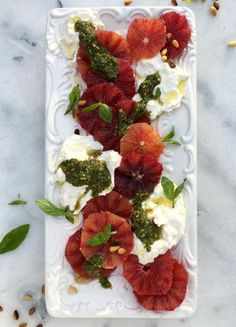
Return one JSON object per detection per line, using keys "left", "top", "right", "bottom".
{"left": 174, "top": 179, "right": 186, "bottom": 199}
{"left": 82, "top": 103, "right": 100, "bottom": 113}
{"left": 65, "top": 85, "right": 81, "bottom": 115}
{"left": 161, "top": 177, "right": 175, "bottom": 201}
{"left": 99, "top": 277, "right": 112, "bottom": 289}
{"left": 155, "top": 87, "right": 161, "bottom": 99}
{"left": 0, "top": 224, "right": 30, "bottom": 254}
{"left": 168, "top": 140, "right": 181, "bottom": 146}
{"left": 87, "top": 223, "right": 112, "bottom": 247}
{"left": 162, "top": 128, "right": 175, "bottom": 142}
{"left": 64, "top": 208, "right": 74, "bottom": 224}
{"left": 8, "top": 199, "right": 27, "bottom": 206}
{"left": 35, "top": 199, "right": 66, "bottom": 216}
{"left": 98, "top": 104, "right": 113, "bottom": 123}
{"left": 161, "top": 127, "right": 181, "bottom": 146}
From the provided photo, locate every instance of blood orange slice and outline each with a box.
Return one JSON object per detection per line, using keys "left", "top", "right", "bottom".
{"left": 96, "top": 30, "right": 132, "bottom": 63}
{"left": 77, "top": 52, "right": 135, "bottom": 99}
{"left": 80, "top": 211, "right": 134, "bottom": 269}
{"left": 120, "top": 123, "right": 164, "bottom": 159}
{"left": 82, "top": 191, "right": 133, "bottom": 221}
{"left": 127, "top": 18, "right": 166, "bottom": 61}
{"left": 123, "top": 251, "right": 174, "bottom": 295}
{"left": 114, "top": 152, "right": 163, "bottom": 198}
{"left": 75, "top": 83, "right": 136, "bottom": 151}
{"left": 160, "top": 11, "right": 191, "bottom": 60}
{"left": 134, "top": 260, "right": 188, "bottom": 311}
{"left": 75, "top": 83, "right": 127, "bottom": 130}
{"left": 65, "top": 229, "right": 114, "bottom": 281}
{"left": 76, "top": 46, "right": 90, "bottom": 79}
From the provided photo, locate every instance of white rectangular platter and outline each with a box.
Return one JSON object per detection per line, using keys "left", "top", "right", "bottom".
{"left": 45, "top": 6, "right": 197, "bottom": 318}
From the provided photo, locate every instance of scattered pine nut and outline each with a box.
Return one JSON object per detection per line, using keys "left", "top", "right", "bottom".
{"left": 68, "top": 285, "right": 78, "bottom": 294}
{"left": 210, "top": 6, "right": 217, "bottom": 16}
{"left": 0, "top": 306, "right": 3, "bottom": 312}
{"left": 124, "top": 0, "right": 132, "bottom": 6}
{"left": 171, "top": 0, "right": 178, "bottom": 6}
{"left": 36, "top": 324, "right": 43, "bottom": 327}
{"left": 22, "top": 294, "right": 32, "bottom": 302}
{"left": 13, "top": 310, "right": 19, "bottom": 320}
{"left": 41, "top": 284, "right": 45, "bottom": 295}
{"left": 172, "top": 39, "right": 180, "bottom": 48}
{"left": 109, "top": 245, "right": 120, "bottom": 253}
{"left": 213, "top": 1, "right": 220, "bottom": 10}
{"left": 161, "top": 48, "right": 168, "bottom": 56}
{"left": 29, "top": 307, "right": 36, "bottom": 316}
{"left": 78, "top": 100, "right": 87, "bottom": 106}
{"left": 74, "top": 273, "right": 90, "bottom": 284}
{"left": 161, "top": 55, "right": 168, "bottom": 62}
{"left": 228, "top": 41, "right": 236, "bottom": 47}
{"left": 118, "top": 247, "right": 126, "bottom": 255}
{"left": 19, "top": 323, "right": 27, "bottom": 327}
{"left": 111, "top": 231, "right": 118, "bottom": 235}
{"left": 168, "top": 60, "right": 176, "bottom": 69}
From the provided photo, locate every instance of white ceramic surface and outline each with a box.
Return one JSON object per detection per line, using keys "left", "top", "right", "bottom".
{"left": 45, "top": 6, "right": 197, "bottom": 318}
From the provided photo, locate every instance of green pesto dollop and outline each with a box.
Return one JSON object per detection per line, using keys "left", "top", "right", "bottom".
{"left": 131, "top": 191, "right": 162, "bottom": 251}
{"left": 84, "top": 253, "right": 104, "bottom": 278}
{"left": 60, "top": 158, "right": 111, "bottom": 197}
{"left": 138, "top": 72, "right": 161, "bottom": 101}
{"left": 116, "top": 100, "right": 148, "bottom": 138}
{"left": 74, "top": 20, "right": 118, "bottom": 80}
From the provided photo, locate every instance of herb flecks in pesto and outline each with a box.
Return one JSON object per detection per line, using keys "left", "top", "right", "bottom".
{"left": 86, "top": 149, "right": 102, "bottom": 158}
{"left": 131, "top": 191, "right": 162, "bottom": 251}
{"left": 85, "top": 253, "right": 104, "bottom": 278}
{"left": 60, "top": 158, "right": 111, "bottom": 197}
{"left": 116, "top": 110, "right": 131, "bottom": 138}
{"left": 132, "top": 208, "right": 162, "bottom": 251}
{"left": 74, "top": 20, "right": 118, "bottom": 80}
{"left": 116, "top": 100, "right": 148, "bottom": 138}
{"left": 85, "top": 253, "right": 112, "bottom": 289}
{"left": 138, "top": 72, "right": 161, "bottom": 101}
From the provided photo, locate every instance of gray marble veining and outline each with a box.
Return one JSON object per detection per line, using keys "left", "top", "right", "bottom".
{"left": 0, "top": 0, "right": 236, "bottom": 326}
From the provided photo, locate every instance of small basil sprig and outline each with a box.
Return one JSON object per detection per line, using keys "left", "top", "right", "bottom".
{"left": 35, "top": 199, "right": 74, "bottom": 224}
{"left": 161, "top": 177, "right": 186, "bottom": 207}
{"left": 87, "top": 224, "right": 112, "bottom": 247}
{"left": 161, "top": 127, "right": 181, "bottom": 146}
{"left": 8, "top": 199, "right": 27, "bottom": 206}
{"left": 82, "top": 102, "right": 113, "bottom": 123}
{"left": 65, "top": 85, "right": 81, "bottom": 115}
{"left": 0, "top": 224, "right": 30, "bottom": 254}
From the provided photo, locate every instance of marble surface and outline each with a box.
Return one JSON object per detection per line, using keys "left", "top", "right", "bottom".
{"left": 0, "top": 0, "right": 235, "bottom": 326}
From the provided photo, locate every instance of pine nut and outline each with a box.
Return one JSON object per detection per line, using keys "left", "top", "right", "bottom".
{"left": 124, "top": 0, "right": 132, "bottom": 5}
{"left": 161, "top": 48, "right": 168, "bottom": 56}
{"left": 210, "top": 6, "right": 217, "bottom": 16}
{"left": 109, "top": 246, "right": 120, "bottom": 253}
{"left": 228, "top": 41, "right": 236, "bottom": 47}
{"left": 172, "top": 39, "right": 180, "bottom": 48}
{"left": 22, "top": 294, "right": 32, "bottom": 302}
{"left": 68, "top": 285, "right": 78, "bottom": 294}
{"left": 118, "top": 247, "right": 126, "bottom": 255}
{"left": 78, "top": 100, "right": 87, "bottom": 106}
